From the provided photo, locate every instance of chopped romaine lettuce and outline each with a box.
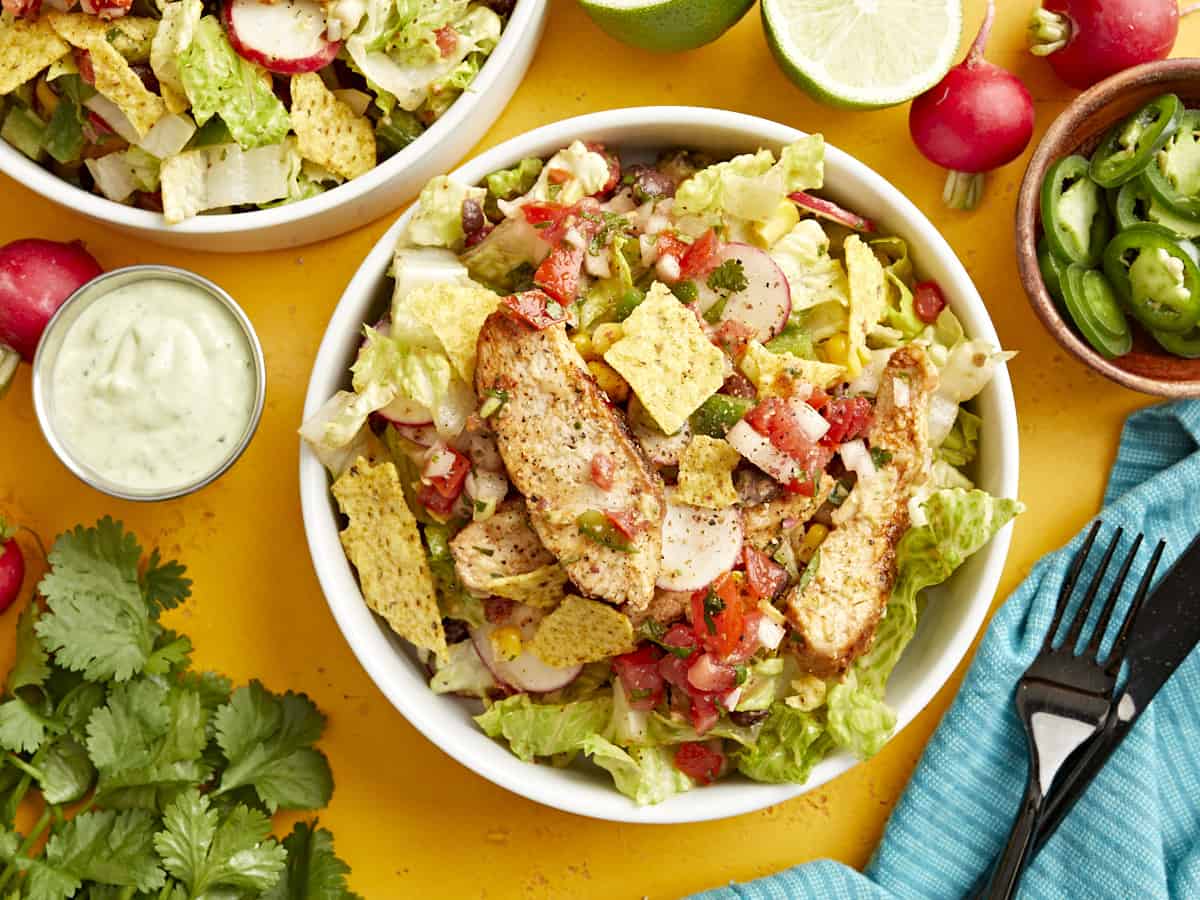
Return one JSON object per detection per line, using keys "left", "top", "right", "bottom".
{"left": 405, "top": 175, "right": 488, "bottom": 249}
{"left": 939, "top": 407, "right": 982, "bottom": 468}
{"left": 430, "top": 640, "right": 494, "bottom": 697}
{"left": 769, "top": 219, "right": 849, "bottom": 310}
{"left": 85, "top": 147, "right": 160, "bottom": 202}
{"left": 160, "top": 140, "right": 299, "bottom": 223}
{"left": 523, "top": 140, "right": 611, "bottom": 205}
{"left": 150, "top": 0, "right": 202, "bottom": 113}
{"left": 582, "top": 736, "right": 695, "bottom": 806}
{"left": 732, "top": 703, "right": 832, "bottom": 784}
{"left": 475, "top": 694, "right": 612, "bottom": 762}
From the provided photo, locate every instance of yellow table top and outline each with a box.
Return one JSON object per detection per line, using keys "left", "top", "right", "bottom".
{"left": 0, "top": 1, "right": 1186, "bottom": 896}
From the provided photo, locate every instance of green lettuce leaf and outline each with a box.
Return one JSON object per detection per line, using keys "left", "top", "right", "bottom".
{"left": 826, "top": 489, "right": 1022, "bottom": 758}
{"left": 405, "top": 175, "right": 488, "bottom": 249}
{"left": 768, "top": 219, "right": 848, "bottom": 311}
{"left": 179, "top": 16, "right": 289, "bottom": 150}
{"left": 939, "top": 407, "right": 982, "bottom": 468}
{"left": 581, "top": 736, "right": 694, "bottom": 806}
{"left": 429, "top": 641, "right": 494, "bottom": 697}
{"left": 475, "top": 695, "right": 612, "bottom": 762}
{"left": 732, "top": 703, "right": 831, "bottom": 784}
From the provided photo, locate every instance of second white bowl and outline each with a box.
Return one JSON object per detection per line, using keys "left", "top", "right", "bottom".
{"left": 299, "top": 107, "right": 1020, "bottom": 823}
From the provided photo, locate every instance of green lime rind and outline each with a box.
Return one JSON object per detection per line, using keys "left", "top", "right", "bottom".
{"left": 761, "top": 0, "right": 963, "bottom": 110}
{"left": 578, "top": 0, "right": 756, "bottom": 53}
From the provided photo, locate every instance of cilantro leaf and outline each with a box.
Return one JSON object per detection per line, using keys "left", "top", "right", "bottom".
{"left": 54, "top": 681, "right": 107, "bottom": 742}
{"left": 31, "top": 810, "right": 165, "bottom": 897}
{"left": 143, "top": 631, "right": 193, "bottom": 677}
{"left": 36, "top": 519, "right": 155, "bottom": 682}
{"left": 707, "top": 258, "right": 748, "bottom": 295}
{"left": 8, "top": 604, "right": 50, "bottom": 698}
{"left": 0, "top": 764, "right": 26, "bottom": 828}
{"left": 141, "top": 550, "right": 191, "bottom": 616}
{"left": 213, "top": 682, "right": 333, "bottom": 812}
{"left": 154, "top": 790, "right": 286, "bottom": 898}
{"left": 35, "top": 736, "right": 94, "bottom": 805}
{"left": 263, "top": 821, "right": 363, "bottom": 900}
{"left": 86, "top": 680, "right": 208, "bottom": 803}
{"left": 0, "top": 698, "right": 59, "bottom": 754}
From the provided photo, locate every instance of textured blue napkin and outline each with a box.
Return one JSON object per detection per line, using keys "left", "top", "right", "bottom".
{"left": 693, "top": 400, "right": 1200, "bottom": 900}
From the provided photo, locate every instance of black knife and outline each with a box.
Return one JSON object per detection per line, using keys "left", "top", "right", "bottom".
{"left": 1032, "top": 529, "right": 1200, "bottom": 853}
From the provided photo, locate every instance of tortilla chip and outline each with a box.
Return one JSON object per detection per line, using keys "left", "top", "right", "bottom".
{"left": 332, "top": 457, "right": 447, "bottom": 661}
{"left": 844, "top": 235, "right": 888, "bottom": 379}
{"left": 676, "top": 435, "right": 740, "bottom": 509}
{"left": 46, "top": 13, "right": 157, "bottom": 61}
{"left": 604, "top": 282, "right": 725, "bottom": 435}
{"left": 529, "top": 595, "right": 635, "bottom": 668}
{"left": 87, "top": 39, "right": 165, "bottom": 136}
{"left": 290, "top": 72, "right": 375, "bottom": 181}
{"left": 740, "top": 340, "right": 844, "bottom": 396}
{"left": 0, "top": 17, "right": 68, "bottom": 96}
{"left": 403, "top": 281, "right": 501, "bottom": 382}
{"left": 486, "top": 565, "right": 567, "bottom": 609}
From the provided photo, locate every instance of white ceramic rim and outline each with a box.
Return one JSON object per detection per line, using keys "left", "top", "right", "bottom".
{"left": 299, "top": 107, "right": 1020, "bottom": 824}
{"left": 0, "top": 0, "right": 543, "bottom": 238}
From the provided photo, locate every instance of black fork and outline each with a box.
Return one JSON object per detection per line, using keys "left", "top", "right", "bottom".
{"left": 980, "top": 521, "right": 1164, "bottom": 900}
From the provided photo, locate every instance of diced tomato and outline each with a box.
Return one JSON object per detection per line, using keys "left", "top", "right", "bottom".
{"left": 688, "top": 692, "right": 721, "bottom": 735}
{"left": 658, "top": 652, "right": 693, "bottom": 690}
{"left": 590, "top": 453, "right": 615, "bottom": 490}
{"left": 85, "top": 110, "right": 112, "bottom": 136}
{"left": 604, "top": 508, "right": 639, "bottom": 540}
{"left": 501, "top": 289, "right": 568, "bottom": 330}
{"left": 724, "top": 610, "right": 763, "bottom": 664}
{"left": 691, "top": 576, "right": 753, "bottom": 660}
{"left": 661, "top": 623, "right": 698, "bottom": 658}
{"left": 679, "top": 229, "right": 721, "bottom": 280}
{"left": 743, "top": 547, "right": 788, "bottom": 600}
{"left": 744, "top": 398, "right": 811, "bottom": 459}
{"left": 674, "top": 742, "right": 724, "bottom": 784}
{"left": 721, "top": 370, "right": 757, "bottom": 399}
{"left": 534, "top": 241, "right": 585, "bottom": 304}
{"left": 1, "top": 0, "right": 40, "bottom": 17}
{"left": 434, "top": 24, "right": 459, "bottom": 57}
{"left": 613, "top": 644, "right": 664, "bottom": 710}
{"left": 822, "top": 396, "right": 874, "bottom": 445}
{"left": 418, "top": 483, "right": 458, "bottom": 518}
{"left": 585, "top": 141, "right": 621, "bottom": 198}
{"left": 80, "top": 0, "right": 131, "bottom": 18}
{"left": 713, "top": 319, "right": 755, "bottom": 357}
{"left": 76, "top": 50, "right": 95, "bottom": 86}
{"left": 807, "top": 386, "right": 830, "bottom": 410}
{"left": 484, "top": 597, "right": 514, "bottom": 624}
{"left": 547, "top": 167, "right": 571, "bottom": 185}
{"left": 654, "top": 233, "right": 689, "bottom": 271}
{"left": 423, "top": 445, "right": 470, "bottom": 499}
{"left": 784, "top": 475, "right": 816, "bottom": 497}
{"left": 913, "top": 280, "right": 948, "bottom": 324}
{"left": 687, "top": 653, "right": 737, "bottom": 693}
{"left": 522, "top": 203, "right": 573, "bottom": 245}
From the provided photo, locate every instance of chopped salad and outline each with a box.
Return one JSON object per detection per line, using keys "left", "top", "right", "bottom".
{"left": 302, "top": 136, "right": 1022, "bottom": 805}
{"left": 0, "top": 0, "right": 512, "bottom": 222}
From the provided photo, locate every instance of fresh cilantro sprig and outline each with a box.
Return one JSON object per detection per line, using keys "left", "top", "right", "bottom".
{"left": 0, "top": 519, "right": 356, "bottom": 898}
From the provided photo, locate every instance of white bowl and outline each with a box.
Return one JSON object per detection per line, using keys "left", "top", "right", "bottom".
{"left": 0, "top": 1, "right": 546, "bottom": 253}
{"left": 299, "top": 107, "right": 1020, "bottom": 824}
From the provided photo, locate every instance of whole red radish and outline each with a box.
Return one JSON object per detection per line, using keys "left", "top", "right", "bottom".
{"left": 909, "top": 0, "right": 1034, "bottom": 210}
{"left": 1029, "top": 0, "right": 1180, "bottom": 90}
{"left": 0, "top": 520, "right": 24, "bottom": 616}
{"left": 0, "top": 238, "right": 102, "bottom": 359}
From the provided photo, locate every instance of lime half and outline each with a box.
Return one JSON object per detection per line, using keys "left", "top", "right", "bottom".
{"left": 762, "top": 0, "right": 963, "bottom": 109}
{"left": 578, "top": 0, "right": 756, "bottom": 53}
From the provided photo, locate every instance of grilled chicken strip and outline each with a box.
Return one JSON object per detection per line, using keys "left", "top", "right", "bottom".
{"left": 450, "top": 500, "right": 555, "bottom": 595}
{"left": 783, "top": 345, "right": 937, "bottom": 678}
{"left": 743, "top": 475, "right": 834, "bottom": 553}
{"left": 475, "top": 311, "right": 665, "bottom": 611}
{"left": 623, "top": 589, "right": 692, "bottom": 629}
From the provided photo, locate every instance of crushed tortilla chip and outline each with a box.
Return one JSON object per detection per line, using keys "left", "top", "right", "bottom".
{"left": 85, "top": 39, "right": 165, "bottom": 136}
{"left": 529, "top": 595, "right": 635, "bottom": 667}
{"left": 676, "top": 435, "right": 740, "bottom": 509}
{"left": 740, "top": 340, "right": 844, "bottom": 396}
{"left": 844, "top": 235, "right": 888, "bottom": 379}
{"left": 46, "top": 13, "right": 157, "bottom": 61}
{"left": 332, "top": 457, "right": 447, "bottom": 661}
{"left": 486, "top": 565, "right": 568, "bottom": 609}
{"left": 290, "top": 72, "right": 375, "bottom": 181}
{"left": 604, "top": 282, "right": 725, "bottom": 435}
{"left": 403, "top": 281, "right": 501, "bottom": 382}
{"left": 0, "top": 17, "right": 69, "bottom": 96}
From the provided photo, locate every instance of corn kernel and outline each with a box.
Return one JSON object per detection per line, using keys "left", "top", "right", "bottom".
{"left": 822, "top": 334, "right": 850, "bottom": 367}
{"left": 490, "top": 626, "right": 523, "bottom": 662}
{"left": 36, "top": 79, "right": 59, "bottom": 118}
{"left": 571, "top": 332, "right": 595, "bottom": 360}
{"left": 591, "top": 323, "right": 624, "bottom": 356}
{"left": 797, "top": 523, "right": 829, "bottom": 563}
{"left": 587, "top": 360, "right": 630, "bottom": 403}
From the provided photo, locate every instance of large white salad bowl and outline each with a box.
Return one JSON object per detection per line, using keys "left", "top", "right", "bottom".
{"left": 299, "top": 107, "right": 1020, "bottom": 824}
{"left": 0, "top": 0, "right": 546, "bottom": 252}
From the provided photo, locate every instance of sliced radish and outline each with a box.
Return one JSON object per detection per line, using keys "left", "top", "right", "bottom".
{"left": 657, "top": 491, "right": 743, "bottom": 592}
{"left": 789, "top": 191, "right": 876, "bottom": 233}
{"left": 391, "top": 422, "right": 438, "bottom": 446}
{"left": 378, "top": 395, "right": 433, "bottom": 426}
{"left": 222, "top": 0, "right": 341, "bottom": 75}
{"left": 726, "top": 420, "right": 801, "bottom": 484}
{"left": 630, "top": 398, "right": 691, "bottom": 467}
{"left": 471, "top": 615, "right": 581, "bottom": 694}
{"left": 694, "top": 244, "right": 791, "bottom": 342}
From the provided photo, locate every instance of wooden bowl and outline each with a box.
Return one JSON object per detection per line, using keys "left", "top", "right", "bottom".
{"left": 1015, "top": 58, "right": 1200, "bottom": 397}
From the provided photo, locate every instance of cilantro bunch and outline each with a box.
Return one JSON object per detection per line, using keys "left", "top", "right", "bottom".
{"left": 0, "top": 518, "right": 359, "bottom": 899}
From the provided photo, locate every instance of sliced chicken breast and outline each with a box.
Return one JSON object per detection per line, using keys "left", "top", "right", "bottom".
{"left": 450, "top": 499, "right": 555, "bottom": 595}
{"left": 783, "top": 345, "right": 938, "bottom": 678}
{"left": 475, "top": 311, "right": 665, "bottom": 611}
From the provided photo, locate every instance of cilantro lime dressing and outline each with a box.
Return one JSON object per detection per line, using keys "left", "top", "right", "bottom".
{"left": 50, "top": 278, "right": 256, "bottom": 492}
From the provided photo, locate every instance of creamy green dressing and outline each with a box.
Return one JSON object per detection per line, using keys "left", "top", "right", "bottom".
{"left": 50, "top": 278, "right": 256, "bottom": 492}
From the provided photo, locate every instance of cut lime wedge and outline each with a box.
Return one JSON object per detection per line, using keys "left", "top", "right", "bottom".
{"left": 578, "top": 0, "right": 755, "bottom": 53}
{"left": 762, "top": 0, "right": 963, "bottom": 109}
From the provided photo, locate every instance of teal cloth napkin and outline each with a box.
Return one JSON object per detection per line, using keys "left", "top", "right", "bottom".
{"left": 692, "top": 400, "right": 1200, "bottom": 900}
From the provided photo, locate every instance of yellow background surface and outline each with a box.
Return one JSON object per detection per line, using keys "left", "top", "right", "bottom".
{"left": 0, "top": 1, "right": 1188, "bottom": 896}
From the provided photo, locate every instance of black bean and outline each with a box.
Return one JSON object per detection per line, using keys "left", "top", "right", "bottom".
{"left": 461, "top": 198, "right": 486, "bottom": 238}
{"left": 629, "top": 165, "right": 677, "bottom": 203}
{"left": 442, "top": 618, "right": 470, "bottom": 644}
{"left": 481, "top": 0, "right": 516, "bottom": 14}
{"left": 728, "top": 709, "right": 770, "bottom": 727}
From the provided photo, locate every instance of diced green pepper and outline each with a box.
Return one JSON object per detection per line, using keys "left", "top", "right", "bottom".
{"left": 577, "top": 510, "right": 633, "bottom": 553}
{"left": 690, "top": 394, "right": 753, "bottom": 438}
{"left": 1090, "top": 93, "right": 1182, "bottom": 188}
{"left": 1041, "top": 155, "right": 1110, "bottom": 266}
